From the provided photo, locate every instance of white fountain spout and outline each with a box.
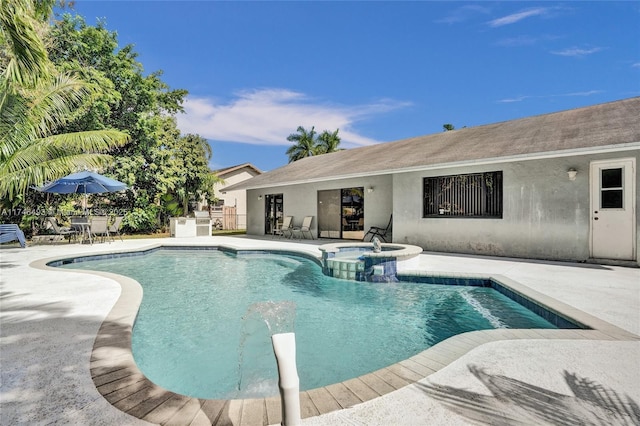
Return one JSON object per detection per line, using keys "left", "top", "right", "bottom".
{"left": 372, "top": 236, "right": 382, "bottom": 253}
{"left": 271, "top": 332, "right": 301, "bottom": 426}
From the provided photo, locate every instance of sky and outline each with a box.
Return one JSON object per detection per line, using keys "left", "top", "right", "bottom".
{"left": 68, "top": 1, "right": 640, "bottom": 172}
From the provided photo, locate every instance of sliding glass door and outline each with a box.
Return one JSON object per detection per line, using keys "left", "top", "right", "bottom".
{"left": 341, "top": 187, "right": 364, "bottom": 240}
{"left": 264, "top": 194, "right": 283, "bottom": 235}
{"left": 317, "top": 187, "right": 364, "bottom": 239}
{"left": 317, "top": 190, "right": 340, "bottom": 238}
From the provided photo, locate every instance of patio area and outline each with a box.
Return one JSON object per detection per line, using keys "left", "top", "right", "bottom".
{"left": 1, "top": 236, "right": 638, "bottom": 425}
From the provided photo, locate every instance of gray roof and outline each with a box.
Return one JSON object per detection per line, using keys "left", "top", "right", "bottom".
{"left": 226, "top": 97, "right": 640, "bottom": 191}
{"left": 211, "top": 162, "right": 262, "bottom": 177}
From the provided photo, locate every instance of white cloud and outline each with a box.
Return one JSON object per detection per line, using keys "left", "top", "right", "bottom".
{"left": 436, "top": 5, "right": 490, "bottom": 24}
{"left": 177, "top": 89, "right": 411, "bottom": 148}
{"left": 488, "top": 8, "right": 549, "bottom": 27}
{"left": 633, "top": 62, "right": 640, "bottom": 68}
{"left": 495, "top": 35, "right": 539, "bottom": 47}
{"left": 551, "top": 46, "right": 604, "bottom": 57}
{"left": 497, "top": 95, "right": 529, "bottom": 103}
{"left": 564, "top": 90, "right": 604, "bottom": 97}
{"left": 497, "top": 90, "right": 603, "bottom": 103}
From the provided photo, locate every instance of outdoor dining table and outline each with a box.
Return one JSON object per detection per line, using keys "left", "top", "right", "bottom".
{"left": 70, "top": 217, "right": 92, "bottom": 244}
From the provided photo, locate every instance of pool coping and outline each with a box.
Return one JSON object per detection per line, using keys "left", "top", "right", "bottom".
{"left": 30, "top": 243, "right": 640, "bottom": 426}
{"left": 318, "top": 242, "right": 423, "bottom": 259}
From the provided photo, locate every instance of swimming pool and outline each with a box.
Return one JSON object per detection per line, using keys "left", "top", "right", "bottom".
{"left": 60, "top": 248, "right": 561, "bottom": 400}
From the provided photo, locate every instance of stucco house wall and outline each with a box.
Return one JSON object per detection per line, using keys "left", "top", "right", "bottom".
{"left": 393, "top": 151, "right": 639, "bottom": 261}
{"left": 247, "top": 148, "right": 638, "bottom": 263}
{"left": 246, "top": 175, "right": 393, "bottom": 236}
{"left": 225, "top": 98, "right": 640, "bottom": 264}
{"left": 212, "top": 164, "right": 261, "bottom": 229}
{"left": 215, "top": 169, "right": 253, "bottom": 219}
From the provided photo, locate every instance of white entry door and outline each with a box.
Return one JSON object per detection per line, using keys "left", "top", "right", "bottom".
{"left": 590, "top": 158, "right": 636, "bottom": 260}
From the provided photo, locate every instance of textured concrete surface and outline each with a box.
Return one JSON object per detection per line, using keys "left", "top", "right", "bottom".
{"left": 302, "top": 340, "right": 640, "bottom": 426}
{"left": 1, "top": 236, "right": 639, "bottom": 425}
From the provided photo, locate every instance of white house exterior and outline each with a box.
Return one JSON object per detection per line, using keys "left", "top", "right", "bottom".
{"left": 224, "top": 98, "right": 640, "bottom": 265}
{"left": 210, "top": 163, "right": 261, "bottom": 230}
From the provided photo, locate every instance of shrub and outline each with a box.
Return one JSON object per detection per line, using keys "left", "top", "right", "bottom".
{"left": 123, "top": 206, "right": 159, "bottom": 233}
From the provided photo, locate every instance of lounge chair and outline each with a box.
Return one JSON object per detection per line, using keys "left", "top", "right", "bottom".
{"left": 0, "top": 224, "right": 26, "bottom": 248}
{"left": 363, "top": 214, "right": 392, "bottom": 242}
{"left": 274, "top": 216, "right": 293, "bottom": 238}
{"left": 46, "top": 217, "right": 77, "bottom": 243}
{"left": 292, "top": 216, "right": 314, "bottom": 239}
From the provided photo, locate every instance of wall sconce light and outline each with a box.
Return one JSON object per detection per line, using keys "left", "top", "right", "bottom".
{"left": 258, "top": 195, "right": 263, "bottom": 200}
{"left": 567, "top": 168, "right": 578, "bottom": 181}
{"left": 367, "top": 187, "right": 374, "bottom": 193}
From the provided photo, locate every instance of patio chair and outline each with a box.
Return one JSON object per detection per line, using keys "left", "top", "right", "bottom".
{"left": 90, "top": 216, "right": 110, "bottom": 243}
{"left": 363, "top": 214, "right": 392, "bottom": 242}
{"left": 292, "top": 216, "right": 314, "bottom": 239}
{"left": 45, "top": 217, "right": 77, "bottom": 243}
{"left": 0, "top": 224, "right": 26, "bottom": 248}
{"left": 274, "top": 216, "right": 293, "bottom": 238}
{"left": 108, "top": 216, "right": 124, "bottom": 241}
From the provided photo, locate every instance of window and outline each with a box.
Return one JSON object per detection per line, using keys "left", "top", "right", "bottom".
{"left": 600, "top": 168, "right": 623, "bottom": 209}
{"left": 423, "top": 171, "right": 503, "bottom": 218}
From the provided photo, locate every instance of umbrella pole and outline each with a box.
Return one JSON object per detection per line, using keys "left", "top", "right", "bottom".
{"left": 83, "top": 186, "right": 88, "bottom": 216}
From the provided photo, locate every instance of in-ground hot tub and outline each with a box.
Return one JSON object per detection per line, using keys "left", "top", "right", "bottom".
{"left": 319, "top": 242, "right": 423, "bottom": 282}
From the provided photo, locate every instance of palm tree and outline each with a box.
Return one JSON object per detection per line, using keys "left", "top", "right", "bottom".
{"left": 0, "top": 0, "right": 128, "bottom": 200}
{"left": 316, "top": 128, "right": 341, "bottom": 154}
{"left": 285, "top": 126, "right": 317, "bottom": 163}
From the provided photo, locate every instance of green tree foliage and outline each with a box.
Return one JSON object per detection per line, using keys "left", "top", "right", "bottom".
{"left": 286, "top": 125, "right": 317, "bottom": 162}
{"left": 0, "top": 0, "right": 52, "bottom": 87}
{"left": 46, "top": 14, "right": 215, "bottom": 232}
{"left": 166, "top": 133, "right": 218, "bottom": 215}
{"left": 285, "top": 126, "right": 341, "bottom": 162}
{"left": 0, "top": 0, "right": 128, "bottom": 202}
{"left": 316, "top": 128, "right": 342, "bottom": 154}
{"left": 443, "top": 123, "right": 455, "bottom": 131}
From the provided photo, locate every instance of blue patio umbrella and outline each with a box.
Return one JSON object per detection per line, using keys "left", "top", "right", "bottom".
{"left": 37, "top": 171, "right": 128, "bottom": 213}
{"left": 37, "top": 171, "right": 127, "bottom": 194}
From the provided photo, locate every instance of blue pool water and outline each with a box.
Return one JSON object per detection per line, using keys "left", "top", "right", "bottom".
{"left": 61, "top": 249, "right": 557, "bottom": 399}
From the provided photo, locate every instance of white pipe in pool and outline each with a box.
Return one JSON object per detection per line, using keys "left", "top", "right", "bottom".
{"left": 271, "top": 332, "right": 301, "bottom": 426}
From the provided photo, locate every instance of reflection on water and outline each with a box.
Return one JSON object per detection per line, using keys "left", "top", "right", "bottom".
{"left": 61, "top": 249, "right": 557, "bottom": 399}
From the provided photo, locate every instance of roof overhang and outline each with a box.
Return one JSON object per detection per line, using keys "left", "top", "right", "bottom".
{"left": 233, "top": 142, "right": 640, "bottom": 191}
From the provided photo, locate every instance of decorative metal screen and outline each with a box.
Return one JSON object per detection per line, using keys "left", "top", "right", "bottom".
{"left": 423, "top": 171, "right": 503, "bottom": 218}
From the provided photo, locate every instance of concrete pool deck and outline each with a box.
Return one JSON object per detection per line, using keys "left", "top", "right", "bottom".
{"left": 1, "top": 236, "right": 639, "bottom": 425}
